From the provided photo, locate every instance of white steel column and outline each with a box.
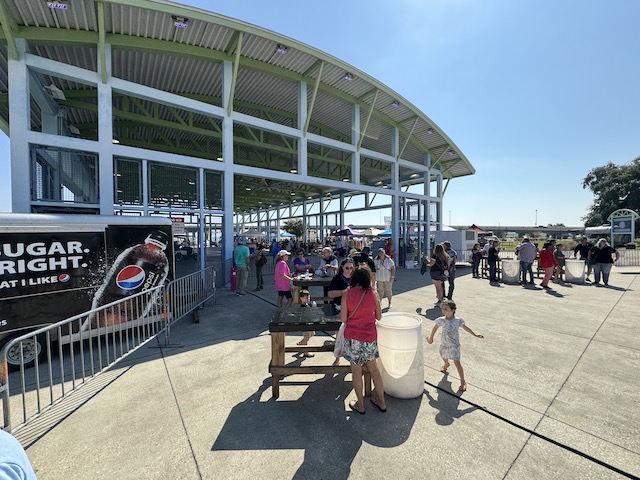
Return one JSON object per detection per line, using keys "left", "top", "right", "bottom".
{"left": 424, "top": 152, "right": 431, "bottom": 253}
{"left": 297, "top": 81, "right": 308, "bottom": 176}
{"left": 8, "top": 39, "right": 30, "bottom": 213}
{"left": 352, "top": 104, "right": 360, "bottom": 184}
{"left": 391, "top": 127, "right": 400, "bottom": 255}
{"left": 222, "top": 60, "right": 235, "bottom": 268}
{"left": 97, "top": 43, "right": 114, "bottom": 215}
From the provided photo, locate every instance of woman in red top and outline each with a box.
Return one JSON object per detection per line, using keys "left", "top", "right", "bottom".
{"left": 340, "top": 264, "right": 386, "bottom": 414}
{"left": 538, "top": 242, "right": 557, "bottom": 289}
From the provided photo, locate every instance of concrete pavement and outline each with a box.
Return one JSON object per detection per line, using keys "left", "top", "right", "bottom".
{"left": 17, "top": 264, "right": 640, "bottom": 479}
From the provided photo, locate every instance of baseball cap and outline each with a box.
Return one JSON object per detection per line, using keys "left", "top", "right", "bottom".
{"left": 277, "top": 250, "right": 291, "bottom": 257}
{"left": 348, "top": 248, "right": 359, "bottom": 257}
{"left": 237, "top": 237, "right": 247, "bottom": 244}
{"left": 378, "top": 247, "right": 385, "bottom": 254}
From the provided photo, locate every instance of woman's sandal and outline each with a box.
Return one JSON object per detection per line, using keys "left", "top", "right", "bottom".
{"left": 370, "top": 397, "right": 387, "bottom": 413}
{"left": 439, "top": 366, "right": 449, "bottom": 373}
{"left": 348, "top": 400, "right": 365, "bottom": 415}
{"left": 458, "top": 383, "right": 467, "bottom": 392}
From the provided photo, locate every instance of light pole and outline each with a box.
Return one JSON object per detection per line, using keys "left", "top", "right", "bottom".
{"left": 535, "top": 209, "right": 538, "bottom": 225}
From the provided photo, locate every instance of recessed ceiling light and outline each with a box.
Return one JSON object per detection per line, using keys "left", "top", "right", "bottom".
{"left": 391, "top": 100, "right": 399, "bottom": 108}
{"left": 171, "top": 15, "right": 189, "bottom": 28}
{"left": 48, "top": 2, "right": 68, "bottom": 9}
{"left": 344, "top": 72, "right": 354, "bottom": 81}
{"left": 290, "top": 192, "right": 296, "bottom": 196}
{"left": 246, "top": 187, "right": 251, "bottom": 191}
{"left": 290, "top": 168, "right": 298, "bottom": 173}
{"left": 276, "top": 44, "right": 288, "bottom": 54}
{"left": 342, "top": 178, "right": 349, "bottom": 182}
{"left": 410, "top": 173, "right": 419, "bottom": 178}
{"left": 426, "top": 128, "right": 434, "bottom": 135}
{"left": 112, "top": 138, "right": 120, "bottom": 144}
{"left": 216, "top": 156, "right": 223, "bottom": 161}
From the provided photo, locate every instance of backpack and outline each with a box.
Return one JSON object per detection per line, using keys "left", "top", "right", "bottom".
{"left": 256, "top": 253, "right": 267, "bottom": 267}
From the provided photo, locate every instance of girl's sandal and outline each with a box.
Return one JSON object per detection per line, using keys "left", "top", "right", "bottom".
{"left": 458, "top": 383, "right": 467, "bottom": 392}
{"left": 439, "top": 366, "right": 449, "bottom": 373}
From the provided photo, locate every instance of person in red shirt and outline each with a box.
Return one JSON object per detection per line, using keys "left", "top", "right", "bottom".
{"left": 340, "top": 264, "right": 386, "bottom": 414}
{"left": 538, "top": 242, "right": 558, "bottom": 289}
{"left": 384, "top": 238, "right": 395, "bottom": 260}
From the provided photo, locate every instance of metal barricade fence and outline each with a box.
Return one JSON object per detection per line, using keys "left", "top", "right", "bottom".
{"left": 0, "top": 267, "right": 216, "bottom": 433}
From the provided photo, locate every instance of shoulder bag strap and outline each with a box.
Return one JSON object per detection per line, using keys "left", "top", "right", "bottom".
{"left": 347, "top": 291, "right": 367, "bottom": 321}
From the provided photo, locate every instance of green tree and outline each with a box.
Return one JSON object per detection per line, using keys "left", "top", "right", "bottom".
{"left": 582, "top": 157, "right": 640, "bottom": 227}
{"left": 283, "top": 219, "right": 304, "bottom": 238}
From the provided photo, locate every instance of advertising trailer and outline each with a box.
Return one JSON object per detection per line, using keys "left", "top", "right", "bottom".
{"left": 0, "top": 214, "right": 174, "bottom": 367}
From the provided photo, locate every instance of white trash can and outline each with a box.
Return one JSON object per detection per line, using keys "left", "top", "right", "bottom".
{"left": 501, "top": 259, "right": 520, "bottom": 284}
{"left": 376, "top": 312, "right": 424, "bottom": 399}
{"left": 565, "top": 259, "right": 585, "bottom": 284}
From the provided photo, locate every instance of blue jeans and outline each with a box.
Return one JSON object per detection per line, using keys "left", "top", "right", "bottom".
{"left": 444, "top": 270, "right": 456, "bottom": 299}
{"left": 519, "top": 261, "right": 534, "bottom": 283}
{"left": 489, "top": 262, "right": 498, "bottom": 282}
{"left": 593, "top": 263, "right": 612, "bottom": 284}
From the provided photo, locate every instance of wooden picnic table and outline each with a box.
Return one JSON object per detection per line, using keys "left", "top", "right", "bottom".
{"left": 268, "top": 305, "right": 371, "bottom": 399}
{"left": 291, "top": 275, "right": 333, "bottom": 303}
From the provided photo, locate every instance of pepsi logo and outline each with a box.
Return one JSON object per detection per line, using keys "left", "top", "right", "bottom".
{"left": 116, "top": 265, "right": 146, "bottom": 290}
{"left": 59, "top": 274, "right": 70, "bottom": 283}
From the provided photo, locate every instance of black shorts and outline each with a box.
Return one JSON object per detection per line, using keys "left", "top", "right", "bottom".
{"left": 278, "top": 290, "right": 292, "bottom": 299}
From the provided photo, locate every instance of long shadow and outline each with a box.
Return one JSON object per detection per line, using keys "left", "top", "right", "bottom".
{"left": 424, "top": 374, "right": 477, "bottom": 426}
{"left": 212, "top": 376, "right": 422, "bottom": 480}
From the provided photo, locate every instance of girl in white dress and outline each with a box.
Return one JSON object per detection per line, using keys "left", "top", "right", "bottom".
{"left": 427, "top": 299, "right": 484, "bottom": 392}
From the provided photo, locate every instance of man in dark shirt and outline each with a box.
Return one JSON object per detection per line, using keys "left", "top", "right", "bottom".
{"left": 488, "top": 240, "right": 500, "bottom": 283}
{"left": 573, "top": 236, "right": 594, "bottom": 281}
{"left": 356, "top": 246, "right": 377, "bottom": 282}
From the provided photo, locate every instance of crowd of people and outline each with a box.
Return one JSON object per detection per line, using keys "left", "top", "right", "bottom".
{"left": 230, "top": 233, "right": 622, "bottom": 409}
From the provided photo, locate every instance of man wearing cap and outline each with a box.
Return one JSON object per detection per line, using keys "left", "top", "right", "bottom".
{"left": 442, "top": 241, "right": 458, "bottom": 299}
{"left": 374, "top": 248, "right": 395, "bottom": 309}
{"left": 233, "top": 238, "right": 251, "bottom": 296}
{"left": 515, "top": 236, "right": 539, "bottom": 285}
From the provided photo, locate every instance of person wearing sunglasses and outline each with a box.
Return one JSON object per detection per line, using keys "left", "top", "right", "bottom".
{"left": 328, "top": 258, "right": 354, "bottom": 312}
{"left": 293, "top": 249, "right": 313, "bottom": 274}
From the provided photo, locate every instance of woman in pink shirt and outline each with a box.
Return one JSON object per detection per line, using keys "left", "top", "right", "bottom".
{"left": 340, "top": 264, "right": 386, "bottom": 414}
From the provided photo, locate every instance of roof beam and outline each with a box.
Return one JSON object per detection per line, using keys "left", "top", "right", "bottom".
{"left": 97, "top": 1, "right": 107, "bottom": 83}
{"left": 398, "top": 116, "right": 419, "bottom": 159}
{"left": 357, "top": 89, "right": 379, "bottom": 150}
{"left": 227, "top": 32, "right": 243, "bottom": 117}
{"left": 0, "top": 0, "right": 18, "bottom": 59}
{"left": 303, "top": 61, "right": 323, "bottom": 135}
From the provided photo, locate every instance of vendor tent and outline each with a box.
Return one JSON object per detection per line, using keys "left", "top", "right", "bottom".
{"left": 362, "top": 227, "right": 383, "bottom": 237}
{"left": 332, "top": 228, "right": 364, "bottom": 236}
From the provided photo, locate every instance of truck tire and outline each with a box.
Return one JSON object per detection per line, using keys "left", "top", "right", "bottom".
{"left": 2, "top": 333, "right": 45, "bottom": 371}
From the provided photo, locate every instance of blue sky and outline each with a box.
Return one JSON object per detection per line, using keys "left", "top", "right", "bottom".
{"left": 1, "top": 0, "right": 638, "bottom": 227}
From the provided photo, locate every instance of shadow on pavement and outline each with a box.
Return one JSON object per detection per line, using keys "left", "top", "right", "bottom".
{"left": 212, "top": 375, "right": 422, "bottom": 480}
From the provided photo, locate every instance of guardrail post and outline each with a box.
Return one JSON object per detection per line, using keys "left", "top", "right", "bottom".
{"left": 1, "top": 353, "right": 11, "bottom": 431}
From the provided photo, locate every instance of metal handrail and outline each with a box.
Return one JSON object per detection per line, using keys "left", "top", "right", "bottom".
{"left": 1, "top": 267, "right": 216, "bottom": 433}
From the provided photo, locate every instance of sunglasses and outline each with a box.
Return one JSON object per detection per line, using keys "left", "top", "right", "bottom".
{"left": 343, "top": 266, "right": 354, "bottom": 271}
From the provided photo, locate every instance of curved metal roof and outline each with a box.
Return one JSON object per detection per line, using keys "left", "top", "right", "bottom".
{"left": 0, "top": 0, "right": 474, "bottom": 211}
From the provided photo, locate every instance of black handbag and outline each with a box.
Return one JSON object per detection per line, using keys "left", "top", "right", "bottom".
{"left": 420, "top": 257, "right": 427, "bottom": 275}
